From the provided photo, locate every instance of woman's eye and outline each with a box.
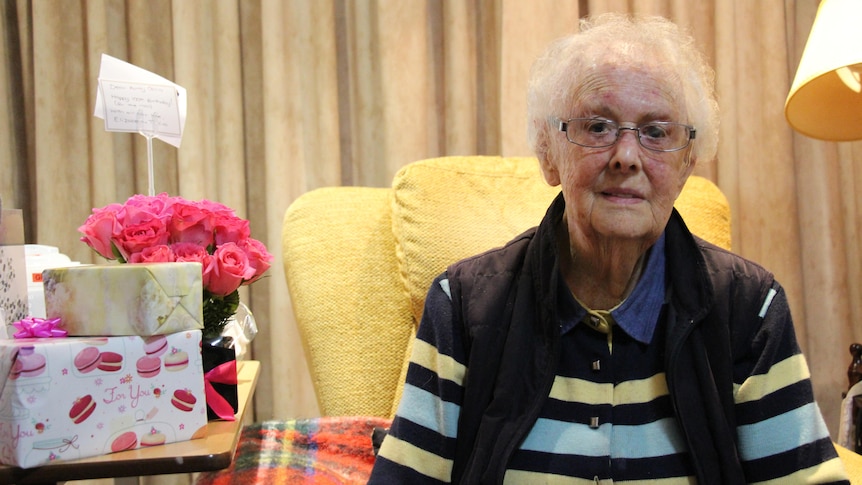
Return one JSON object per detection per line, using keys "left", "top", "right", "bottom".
{"left": 585, "top": 121, "right": 613, "bottom": 134}
{"left": 641, "top": 124, "right": 668, "bottom": 139}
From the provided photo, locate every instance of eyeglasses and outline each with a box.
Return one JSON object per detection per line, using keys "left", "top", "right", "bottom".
{"left": 555, "top": 118, "right": 696, "bottom": 152}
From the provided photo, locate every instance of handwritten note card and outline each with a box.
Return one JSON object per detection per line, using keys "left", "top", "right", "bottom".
{"left": 99, "top": 80, "right": 181, "bottom": 136}
{"left": 94, "top": 54, "right": 187, "bottom": 148}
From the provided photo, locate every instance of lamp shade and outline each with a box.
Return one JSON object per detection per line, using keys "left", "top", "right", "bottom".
{"left": 785, "top": 0, "right": 862, "bottom": 141}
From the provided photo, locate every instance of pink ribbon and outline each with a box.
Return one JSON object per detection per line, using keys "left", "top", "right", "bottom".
{"left": 12, "top": 317, "right": 67, "bottom": 339}
{"left": 204, "top": 360, "right": 238, "bottom": 421}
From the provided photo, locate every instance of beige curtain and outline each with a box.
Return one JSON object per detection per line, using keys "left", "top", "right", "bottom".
{"left": 3, "top": 0, "right": 861, "bottom": 482}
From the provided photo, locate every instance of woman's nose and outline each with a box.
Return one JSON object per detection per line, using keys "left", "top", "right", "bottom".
{"left": 610, "top": 129, "right": 642, "bottom": 171}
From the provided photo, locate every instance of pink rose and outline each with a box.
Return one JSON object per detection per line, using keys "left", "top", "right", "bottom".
{"left": 128, "top": 245, "right": 175, "bottom": 263}
{"left": 213, "top": 214, "right": 250, "bottom": 246}
{"left": 118, "top": 202, "right": 170, "bottom": 228}
{"left": 172, "top": 242, "right": 209, "bottom": 262}
{"left": 205, "top": 242, "right": 256, "bottom": 296}
{"left": 198, "top": 199, "right": 234, "bottom": 215}
{"left": 124, "top": 193, "right": 175, "bottom": 218}
{"left": 116, "top": 217, "right": 170, "bottom": 261}
{"left": 78, "top": 204, "right": 122, "bottom": 259}
{"left": 169, "top": 201, "right": 214, "bottom": 247}
{"left": 172, "top": 242, "right": 213, "bottom": 284}
{"left": 237, "top": 238, "right": 273, "bottom": 282}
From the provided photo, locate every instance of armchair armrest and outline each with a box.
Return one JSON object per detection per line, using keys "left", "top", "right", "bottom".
{"left": 835, "top": 442, "right": 862, "bottom": 482}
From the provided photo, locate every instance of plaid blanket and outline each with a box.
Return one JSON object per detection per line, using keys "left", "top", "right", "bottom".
{"left": 196, "top": 416, "right": 392, "bottom": 484}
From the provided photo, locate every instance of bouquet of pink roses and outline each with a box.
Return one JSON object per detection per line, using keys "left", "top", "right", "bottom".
{"left": 78, "top": 193, "right": 272, "bottom": 337}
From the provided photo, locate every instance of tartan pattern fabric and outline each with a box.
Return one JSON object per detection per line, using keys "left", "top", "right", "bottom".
{"left": 196, "top": 416, "right": 391, "bottom": 485}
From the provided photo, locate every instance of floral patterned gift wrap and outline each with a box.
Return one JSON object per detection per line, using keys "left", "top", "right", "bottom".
{"left": 42, "top": 262, "right": 203, "bottom": 337}
{"left": 0, "top": 330, "right": 207, "bottom": 468}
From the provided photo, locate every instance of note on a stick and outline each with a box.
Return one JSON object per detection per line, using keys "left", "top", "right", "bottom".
{"left": 94, "top": 54, "right": 187, "bottom": 148}
{"left": 99, "top": 80, "right": 181, "bottom": 135}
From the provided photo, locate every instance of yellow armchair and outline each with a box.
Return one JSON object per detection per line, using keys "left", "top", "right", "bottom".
{"left": 837, "top": 444, "right": 862, "bottom": 483}
{"left": 281, "top": 155, "right": 731, "bottom": 418}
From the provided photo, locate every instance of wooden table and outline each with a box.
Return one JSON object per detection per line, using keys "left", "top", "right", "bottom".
{"left": 0, "top": 360, "right": 260, "bottom": 484}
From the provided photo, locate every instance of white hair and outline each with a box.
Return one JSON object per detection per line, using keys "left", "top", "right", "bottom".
{"left": 526, "top": 13, "right": 719, "bottom": 163}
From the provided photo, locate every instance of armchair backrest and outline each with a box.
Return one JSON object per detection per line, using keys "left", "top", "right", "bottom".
{"left": 282, "top": 156, "right": 731, "bottom": 418}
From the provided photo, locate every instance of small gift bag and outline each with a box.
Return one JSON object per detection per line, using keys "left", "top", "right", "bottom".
{"left": 201, "top": 335, "right": 238, "bottom": 421}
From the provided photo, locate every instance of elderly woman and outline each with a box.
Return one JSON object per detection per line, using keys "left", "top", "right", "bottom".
{"left": 369, "top": 14, "right": 848, "bottom": 484}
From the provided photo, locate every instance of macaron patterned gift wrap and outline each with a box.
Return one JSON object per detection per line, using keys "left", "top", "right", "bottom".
{"left": 0, "top": 331, "right": 207, "bottom": 468}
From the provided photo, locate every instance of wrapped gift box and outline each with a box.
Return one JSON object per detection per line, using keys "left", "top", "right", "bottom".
{"left": 0, "top": 331, "right": 207, "bottom": 468}
{"left": 0, "top": 208, "right": 28, "bottom": 328}
{"left": 43, "top": 262, "right": 203, "bottom": 336}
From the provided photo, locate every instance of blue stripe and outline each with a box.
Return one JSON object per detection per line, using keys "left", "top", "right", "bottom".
{"left": 519, "top": 418, "right": 610, "bottom": 457}
{"left": 611, "top": 418, "right": 688, "bottom": 458}
{"left": 758, "top": 288, "right": 777, "bottom": 318}
{"left": 519, "top": 417, "right": 688, "bottom": 459}
{"left": 439, "top": 278, "right": 451, "bottom": 299}
{"left": 397, "top": 383, "right": 461, "bottom": 439}
{"left": 736, "top": 402, "right": 829, "bottom": 460}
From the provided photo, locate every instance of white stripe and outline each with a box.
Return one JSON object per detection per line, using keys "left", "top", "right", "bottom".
{"left": 758, "top": 288, "right": 777, "bottom": 318}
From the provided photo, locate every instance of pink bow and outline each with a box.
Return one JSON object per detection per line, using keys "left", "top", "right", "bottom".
{"left": 204, "top": 361, "right": 238, "bottom": 421}
{"left": 12, "top": 317, "right": 67, "bottom": 339}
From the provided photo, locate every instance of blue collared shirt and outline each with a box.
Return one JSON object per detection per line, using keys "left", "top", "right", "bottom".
{"left": 558, "top": 232, "right": 667, "bottom": 343}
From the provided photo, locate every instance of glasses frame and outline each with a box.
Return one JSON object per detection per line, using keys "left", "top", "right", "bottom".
{"left": 555, "top": 117, "right": 696, "bottom": 153}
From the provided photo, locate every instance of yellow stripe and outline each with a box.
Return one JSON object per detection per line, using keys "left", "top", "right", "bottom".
{"left": 378, "top": 435, "right": 453, "bottom": 482}
{"left": 549, "top": 376, "right": 612, "bottom": 404}
{"left": 749, "top": 456, "right": 847, "bottom": 485}
{"left": 411, "top": 339, "right": 466, "bottom": 386}
{"left": 548, "top": 373, "right": 669, "bottom": 405}
{"left": 616, "top": 477, "right": 697, "bottom": 485}
{"left": 613, "top": 373, "right": 669, "bottom": 405}
{"left": 733, "top": 354, "right": 810, "bottom": 404}
{"left": 504, "top": 470, "right": 696, "bottom": 484}
{"left": 504, "top": 470, "right": 599, "bottom": 484}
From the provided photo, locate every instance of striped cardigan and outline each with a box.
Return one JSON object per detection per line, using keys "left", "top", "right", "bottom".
{"left": 369, "top": 196, "right": 848, "bottom": 484}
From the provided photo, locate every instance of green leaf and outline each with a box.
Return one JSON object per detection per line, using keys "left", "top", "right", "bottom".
{"left": 202, "top": 289, "right": 240, "bottom": 338}
{"left": 110, "top": 242, "right": 126, "bottom": 263}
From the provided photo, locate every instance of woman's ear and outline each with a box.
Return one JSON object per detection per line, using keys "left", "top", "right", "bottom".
{"left": 536, "top": 129, "right": 561, "bottom": 186}
{"left": 672, "top": 153, "right": 698, "bottom": 200}
{"left": 678, "top": 153, "right": 697, "bottom": 190}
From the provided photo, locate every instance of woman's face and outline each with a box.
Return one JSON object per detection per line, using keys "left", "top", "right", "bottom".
{"left": 539, "top": 62, "right": 695, "bottom": 248}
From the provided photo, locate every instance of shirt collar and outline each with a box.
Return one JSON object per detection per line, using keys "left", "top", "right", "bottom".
{"left": 558, "top": 232, "right": 667, "bottom": 344}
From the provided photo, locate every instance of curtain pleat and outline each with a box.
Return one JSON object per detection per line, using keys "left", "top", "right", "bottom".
{"left": 3, "top": 3, "right": 862, "bottom": 484}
